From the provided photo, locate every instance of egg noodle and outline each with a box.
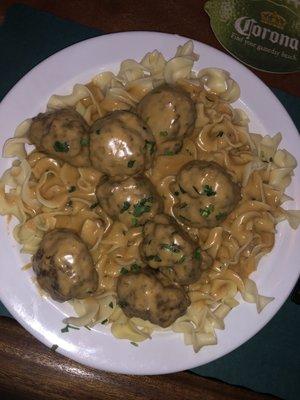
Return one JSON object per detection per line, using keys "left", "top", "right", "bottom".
{"left": 1, "top": 41, "right": 299, "bottom": 352}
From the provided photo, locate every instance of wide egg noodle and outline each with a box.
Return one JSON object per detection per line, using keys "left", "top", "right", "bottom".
{"left": 0, "top": 41, "right": 299, "bottom": 353}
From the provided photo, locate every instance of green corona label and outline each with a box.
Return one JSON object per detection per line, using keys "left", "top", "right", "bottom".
{"left": 205, "top": 0, "right": 299, "bottom": 73}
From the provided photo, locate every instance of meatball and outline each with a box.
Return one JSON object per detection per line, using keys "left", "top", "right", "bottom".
{"left": 96, "top": 175, "right": 163, "bottom": 228}
{"left": 140, "top": 214, "right": 202, "bottom": 285}
{"left": 90, "top": 110, "right": 156, "bottom": 180}
{"left": 28, "top": 108, "right": 90, "bottom": 167}
{"left": 137, "top": 84, "right": 196, "bottom": 155}
{"left": 32, "top": 229, "right": 98, "bottom": 302}
{"left": 117, "top": 268, "right": 190, "bottom": 328}
{"left": 172, "top": 160, "right": 241, "bottom": 228}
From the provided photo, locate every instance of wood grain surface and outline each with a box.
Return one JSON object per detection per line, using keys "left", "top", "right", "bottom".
{"left": 0, "top": 0, "right": 299, "bottom": 96}
{"left": 0, "top": 1, "right": 298, "bottom": 399}
{"left": 0, "top": 317, "right": 280, "bottom": 400}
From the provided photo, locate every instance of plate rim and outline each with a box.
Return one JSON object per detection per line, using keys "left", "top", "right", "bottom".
{"left": 0, "top": 31, "right": 299, "bottom": 375}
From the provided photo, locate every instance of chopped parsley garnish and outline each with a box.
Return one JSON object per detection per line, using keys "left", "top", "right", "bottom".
{"left": 194, "top": 248, "right": 201, "bottom": 260}
{"left": 127, "top": 160, "right": 135, "bottom": 168}
{"left": 118, "top": 300, "right": 128, "bottom": 308}
{"left": 120, "top": 201, "right": 131, "bottom": 213}
{"left": 179, "top": 185, "right": 186, "bottom": 194}
{"left": 203, "top": 185, "right": 216, "bottom": 197}
{"left": 179, "top": 202, "right": 188, "bottom": 209}
{"left": 84, "top": 325, "right": 91, "bottom": 331}
{"left": 193, "top": 186, "right": 201, "bottom": 195}
{"left": 146, "top": 254, "right": 162, "bottom": 262}
{"left": 159, "top": 131, "right": 168, "bottom": 137}
{"left": 51, "top": 344, "right": 58, "bottom": 352}
{"left": 101, "top": 319, "right": 108, "bottom": 325}
{"left": 199, "top": 204, "right": 214, "bottom": 218}
{"left": 145, "top": 140, "right": 156, "bottom": 155}
{"left": 120, "top": 267, "right": 129, "bottom": 275}
{"left": 61, "top": 324, "right": 80, "bottom": 333}
{"left": 161, "top": 243, "right": 181, "bottom": 253}
{"left": 130, "top": 341, "right": 139, "bottom": 347}
{"left": 164, "top": 150, "right": 174, "bottom": 156}
{"left": 216, "top": 131, "right": 224, "bottom": 137}
{"left": 179, "top": 215, "right": 191, "bottom": 222}
{"left": 120, "top": 264, "right": 141, "bottom": 274}
{"left": 53, "top": 141, "right": 69, "bottom": 153}
{"left": 133, "top": 197, "right": 153, "bottom": 217}
{"left": 130, "top": 263, "right": 141, "bottom": 273}
{"left": 90, "top": 202, "right": 99, "bottom": 209}
{"left": 80, "top": 137, "right": 90, "bottom": 146}
{"left": 109, "top": 301, "right": 114, "bottom": 308}
{"left": 177, "top": 255, "right": 186, "bottom": 264}
{"left": 216, "top": 212, "right": 227, "bottom": 221}
{"left": 131, "top": 217, "right": 139, "bottom": 227}
{"left": 68, "top": 185, "right": 76, "bottom": 193}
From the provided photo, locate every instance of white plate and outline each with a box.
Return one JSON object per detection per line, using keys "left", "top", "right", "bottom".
{"left": 0, "top": 32, "right": 299, "bottom": 375}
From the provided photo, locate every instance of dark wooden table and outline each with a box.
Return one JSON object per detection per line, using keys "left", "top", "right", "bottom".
{"left": 0, "top": 1, "right": 298, "bottom": 399}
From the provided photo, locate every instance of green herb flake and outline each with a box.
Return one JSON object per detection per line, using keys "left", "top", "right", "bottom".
{"left": 174, "top": 191, "right": 179, "bottom": 196}
{"left": 68, "top": 185, "right": 76, "bottom": 193}
{"left": 127, "top": 160, "right": 136, "bottom": 168}
{"left": 120, "top": 267, "right": 129, "bottom": 275}
{"left": 84, "top": 325, "right": 91, "bottom": 331}
{"left": 193, "top": 186, "right": 201, "bottom": 195}
{"left": 179, "top": 215, "right": 191, "bottom": 223}
{"left": 118, "top": 300, "right": 128, "bottom": 308}
{"left": 90, "top": 202, "right": 99, "bottom": 209}
{"left": 130, "top": 341, "right": 139, "bottom": 347}
{"left": 216, "top": 131, "right": 224, "bottom": 137}
{"left": 101, "top": 319, "right": 108, "bottom": 325}
{"left": 216, "top": 212, "right": 227, "bottom": 221}
{"left": 131, "top": 217, "right": 139, "bottom": 227}
{"left": 109, "top": 301, "right": 114, "bottom": 309}
{"left": 203, "top": 185, "right": 216, "bottom": 197}
{"left": 164, "top": 150, "right": 174, "bottom": 156}
{"left": 159, "top": 131, "right": 168, "bottom": 137}
{"left": 194, "top": 248, "right": 201, "bottom": 260}
{"left": 177, "top": 255, "right": 186, "bottom": 264}
{"left": 61, "top": 324, "right": 80, "bottom": 333}
{"left": 199, "top": 204, "right": 214, "bottom": 218}
{"left": 133, "top": 197, "right": 153, "bottom": 217}
{"left": 179, "top": 202, "right": 188, "bottom": 209}
{"left": 53, "top": 141, "right": 69, "bottom": 153}
{"left": 51, "top": 344, "right": 59, "bottom": 352}
{"left": 179, "top": 185, "right": 186, "bottom": 194}
{"left": 80, "top": 137, "right": 90, "bottom": 146}
{"left": 130, "top": 263, "right": 141, "bottom": 273}
{"left": 146, "top": 254, "right": 162, "bottom": 262}
{"left": 120, "top": 201, "right": 131, "bottom": 213}
{"left": 145, "top": 140, "right": 156, "bottom": 155}
{"left": 161, "top": 243, "right": 181, "bottom": 253}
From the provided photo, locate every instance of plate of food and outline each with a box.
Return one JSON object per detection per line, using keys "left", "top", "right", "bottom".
{"left": 0, "top": 32, "right": 299, "bottom": 375}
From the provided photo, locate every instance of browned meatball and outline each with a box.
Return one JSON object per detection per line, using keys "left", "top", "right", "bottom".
{"left": 140, "top": 214, "right": 202, "bottom": 285}
{"left": 172, "top": 161, "right": 241, "bottom": 228}
{"left": 117, "top": 268, "right": 190, "bottom": 328}
{"left": 137, "top": 84, "right": 196, "bottom": 155}
{"left": 32, "top": 229, "right": 98, "bottom": 302}
{"left": 28, "top": 108, "right": 90, "bottom": 167}
{"left": 90, "top": 110, "right": 156, "bottom": 180}
{"left": 96, "top": 175, "right": 163, "bottom": 228}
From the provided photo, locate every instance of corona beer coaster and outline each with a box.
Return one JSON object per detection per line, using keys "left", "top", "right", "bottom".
{"left": 205, "top": 0, "right": 299, "bottom": 73}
